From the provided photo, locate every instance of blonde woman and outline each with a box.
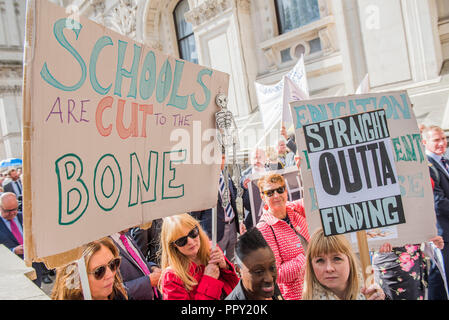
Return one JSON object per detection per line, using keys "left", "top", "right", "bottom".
{"left": 51, "top": 237, "right": 128, "bottom": 300}
{"left": 303, "top": 229, "right": 385, "bottom": 300}
{"left": 159, "top": 213, "right": 239, "bottom": 300}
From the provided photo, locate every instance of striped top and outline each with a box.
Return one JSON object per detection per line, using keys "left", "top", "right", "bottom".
{"left": 256, "top": 199, "right": 309, "bottom": 300}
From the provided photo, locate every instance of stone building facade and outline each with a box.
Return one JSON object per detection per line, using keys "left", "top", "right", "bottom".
{"left": 1, "top": 0, "right": 449, "bottom": 160}
{"left": 0, "top": 0, "right": 25, "bottom": 160}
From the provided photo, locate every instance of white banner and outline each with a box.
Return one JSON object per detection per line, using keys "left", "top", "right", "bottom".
{"left": 255, "top": 55, "right": 309, "bottom": 133}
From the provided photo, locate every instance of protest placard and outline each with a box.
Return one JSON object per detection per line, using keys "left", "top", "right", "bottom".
{"left": 22, "top": 0, "right": 229, "bottom": 265}
{"left": 291, "top": 91, "right": 437, "bottom": 250}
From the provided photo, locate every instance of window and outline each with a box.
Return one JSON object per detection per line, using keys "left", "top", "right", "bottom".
{"left": 275, "top": 0, "right": 320, "bottom": 34}
{"left": 173, "top": 0, "right": 198, "bottom": 64}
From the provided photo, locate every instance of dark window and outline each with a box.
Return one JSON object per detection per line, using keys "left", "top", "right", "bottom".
{"left": 309, "top": 37, "right": 322, "bottom": 53}
{"left": 173, "top": 0, "right": 198, "bottom": 64}
{"left": 275, "top": 0, "right": 320, "bottom": 34}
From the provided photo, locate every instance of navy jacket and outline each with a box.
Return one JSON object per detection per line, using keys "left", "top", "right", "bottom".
{"left": 428, "top": 156, "right": 449, "bottom": 241}
{"left": 3, "top": 180, "right": 22, "bottom": 197}
{"left": 110, "top": 235, "right": 158, "bottom": 300}
{"left": 239, "top": 166, "right": 257, "bottom": 229}
{"left": 0, "top": 213, "right": 23, "bottom": 257}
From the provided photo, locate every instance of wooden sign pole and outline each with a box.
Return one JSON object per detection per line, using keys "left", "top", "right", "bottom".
{"left": 22, "top": 0, "right": 35, "bottom": 267}
{"left": 212, "top": 207, "right": 217, "bottom": 249}
{"left": 356, "top": 230, "right": 374, "bottom": 288}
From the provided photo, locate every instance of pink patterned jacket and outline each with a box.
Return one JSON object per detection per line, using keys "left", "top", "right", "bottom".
{"left": 256, "top": 199, "right": 310, "bottom": 300}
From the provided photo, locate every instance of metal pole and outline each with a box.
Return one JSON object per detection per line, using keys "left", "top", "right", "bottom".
{"left": 212, "top": 207, "right": 217, "bottom": 249}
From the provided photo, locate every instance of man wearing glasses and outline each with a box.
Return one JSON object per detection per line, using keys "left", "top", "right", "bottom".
{"left": 0, "top": 192, "right": 48, "bottom": 287}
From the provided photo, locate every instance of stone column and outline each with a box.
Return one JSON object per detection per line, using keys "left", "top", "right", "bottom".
{"left": 0, "top": 85, "right": 22, "bottom": 159}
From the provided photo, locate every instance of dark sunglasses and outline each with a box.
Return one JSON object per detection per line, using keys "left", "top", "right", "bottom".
{"left": 261, "top": 186, "right": 286, "bottom": 197}
{"left": 173, "top": 226, "right": 199, "bottom": 247}
{"left": 88, "top": 257, "right": 121, "bottom": 280}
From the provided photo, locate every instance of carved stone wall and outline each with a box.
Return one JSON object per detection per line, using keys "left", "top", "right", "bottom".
{"left": 0, "top": 0, "right": 25, "bottom": 160}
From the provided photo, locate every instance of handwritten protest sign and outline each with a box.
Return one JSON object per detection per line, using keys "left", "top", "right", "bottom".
{"left": 23, "top": 0, "right": 229, "bottom": 262}
{"left": 291, "top": 91, "right": 437, "bottom": 249}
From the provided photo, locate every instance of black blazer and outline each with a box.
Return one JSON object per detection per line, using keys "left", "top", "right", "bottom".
{"left": 239, "top": 166, "right": 256, "bottom": 230}
{"left": 110, "top": 235, "right": 158, "bottom": 300}
{"left": 190, "top": 174, "right": 240, "bottom": 242}
{"left": 428, "top": 156, "right": 449, "bottom": 241}
{"left": 130, "top": 218, "right": 163, "bottom": 266}
{"left": 3, "top": 180, "right": 22, "bottom": 197}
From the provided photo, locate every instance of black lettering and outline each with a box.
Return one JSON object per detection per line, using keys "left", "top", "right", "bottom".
{"left": 378, "top": 141, "right": 396, "bottom": 185}
{"left": 319, "top": 152, "right": 340, "bottom": 195}
{"left": 356, "top": 145, "right": 372, "bottom": 189}
{"left": 367, "top": 143, "right": 383, "bottom": 186}
{"left": 338, "top": 148, "right": 362, "bottom": 193}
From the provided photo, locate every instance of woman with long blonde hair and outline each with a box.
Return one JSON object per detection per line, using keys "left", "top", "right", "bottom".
{"left": 159, "top": 213, "right": 239, "bottom": 300}
{"left": 303, "top": 229, "right": 385, "bottom": 300}
{"left": 51, "top": 237, "right": 128, "bottom": 300}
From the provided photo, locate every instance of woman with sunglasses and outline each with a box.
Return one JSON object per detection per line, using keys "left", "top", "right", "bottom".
{"left": 256, "top": 173, "right": 310, "bottom": 300}
{"left": 51, "top": 237, "right": 128, "bottom": 300}
{"left": 159, "top": 213, "right": 239, "bottom": 300}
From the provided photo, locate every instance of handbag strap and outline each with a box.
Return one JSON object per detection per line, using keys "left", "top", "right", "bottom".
{"left": 261, "top": 215, "right": 308, "bottom": 254}
{"left": 259, "top": 218, "right": 281, "bottom": 263}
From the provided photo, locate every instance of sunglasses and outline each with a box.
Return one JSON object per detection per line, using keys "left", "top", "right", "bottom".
{"left": 261, "top": 186, "right": 286, "bottom": 197}
{"left": 88, "top": 257, "right": 121, "bottom": 280}
{"left": 1, "top": 206, "right": 18, "bottom": 213}
{"left": 172, "top": 226, "right": 200, "bottom": 247}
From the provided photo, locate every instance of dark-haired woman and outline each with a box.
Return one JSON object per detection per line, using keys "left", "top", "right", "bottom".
{"left": 226, "top": 228, "right": 283, "bottom": 300}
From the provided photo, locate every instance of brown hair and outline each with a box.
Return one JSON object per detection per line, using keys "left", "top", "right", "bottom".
{"left": 257, "top": 173, "right": 285, "bottom": 192}
{"left": 51, "top": 237, "right": 128, "bottom": 300}
{"left": 303, "top": 229, "right": 361, "bottom": 300}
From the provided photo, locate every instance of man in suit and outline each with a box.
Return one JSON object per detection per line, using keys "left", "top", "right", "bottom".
{"left": 0, "top": 192, "right": 50, "bottom": 287}
{"left": 3, "top": 168, "right": 22, "bottom": 197}
{"left": 423, "top": 125, "right": 449, "bottom": 299}
{"left": 3, "top": 168, "right": 23, "bottom": 214}
{"left": 110, "top": 228, "right": 162, "bottom": 300}
{"left": 190, "top": 153, "right": 241, "bottom": 262}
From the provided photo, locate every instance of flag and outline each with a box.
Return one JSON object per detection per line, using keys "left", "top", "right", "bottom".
{"left": 283, "top": 75, "right": 309, "bottom": 133}
{"left": 255, "top": 55, "right": 309, "bottom": 134}
{"left": 355, "top": 73, "right": 370, "bottom": 94}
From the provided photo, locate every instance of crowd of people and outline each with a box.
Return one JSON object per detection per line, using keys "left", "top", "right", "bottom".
{"left": 1, "top": 124, "right": 449, "bottom": 300}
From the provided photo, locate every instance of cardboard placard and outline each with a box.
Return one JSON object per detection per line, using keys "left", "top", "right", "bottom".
{"left": 291, "top": 91, "right": 437, "bottom": 250}
{"left": 23, "top": 0, "right": 229, "bottom": 265}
